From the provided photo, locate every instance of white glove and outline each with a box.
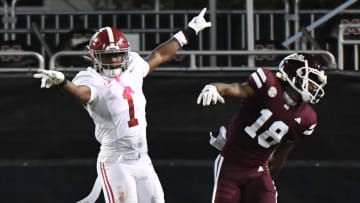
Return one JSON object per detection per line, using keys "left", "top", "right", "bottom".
{"left": 196, "top": 84, "right": 225, "bottom": 106}
{"left": 188, "top": 8, "right": 212, "bottom": 35}
{"left": 33, "top": 69, "right": 65, "bottom": 88}
{"left": 209, "top": 126, "right": 227, "bottom": 151}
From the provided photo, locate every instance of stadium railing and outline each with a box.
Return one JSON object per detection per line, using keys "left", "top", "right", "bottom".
{"left": 49, "top": 50, "right": 336, "bottom": 72}
{"left": 0, "top": 50, "right": 44, "bottom": 72}
{"left": 1, "top": 8, "right": 359, "bottom": 53}
{"left": 1, "top": 6, "right": 360, "bottom": 71}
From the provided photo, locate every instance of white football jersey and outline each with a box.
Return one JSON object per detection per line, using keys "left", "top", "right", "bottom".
{"left": 72, "top": 52, "right": 150, "bottom": 157}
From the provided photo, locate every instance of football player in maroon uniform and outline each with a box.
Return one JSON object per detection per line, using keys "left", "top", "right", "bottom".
{"left": 197, "top": 53, "right": 327, "bottom": 203}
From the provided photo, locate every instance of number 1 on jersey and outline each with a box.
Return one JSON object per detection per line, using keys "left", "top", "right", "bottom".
{"left": 123, "top": 87, "right": 139, "bottom": 127}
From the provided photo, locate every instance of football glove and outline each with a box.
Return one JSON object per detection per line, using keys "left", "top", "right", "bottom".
{"left": 196, "top": 84, "right": 225, "bottom": 106}
{"left": 188, "top": 7, "right": 212, "bottom": 35}
{"left": 33, "top": 69, "right": 66, "bottom": 88}
{"left": 209, "top": 126, "right": 227, "bottom": 151}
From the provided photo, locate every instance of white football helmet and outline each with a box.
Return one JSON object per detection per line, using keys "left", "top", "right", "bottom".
{"left": 88, "top": 27, "right": 130, "bottom": 77}
{"left": 277, "top": 53, "right": 327, "bottom": 104}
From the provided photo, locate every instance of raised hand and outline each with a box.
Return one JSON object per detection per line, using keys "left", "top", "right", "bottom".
{"left": 188, "top": 7, "right": 212, "bottom": 35}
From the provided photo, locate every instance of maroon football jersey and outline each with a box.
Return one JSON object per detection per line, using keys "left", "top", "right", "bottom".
{"left": 221, "top": 68, "right": 317, "bottom": 167}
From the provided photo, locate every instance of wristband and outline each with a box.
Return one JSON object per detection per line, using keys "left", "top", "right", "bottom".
{"left": 59, "top": 78, "right": 68, "bottom": 87}
{"left": 173, "top": 28, "right": 197, "bottom": 47}
{"left": 182, "top": 28, "right": 196, "bottom": 39}
{"left": 173, "top": 31, "right": 188, "bottom": 47}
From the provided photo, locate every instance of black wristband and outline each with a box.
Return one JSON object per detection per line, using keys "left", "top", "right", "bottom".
{"left": 182, "top": 28, "right": 197, "bottom": 43}
{"left": 59, "top": 78, "right": 68, "bottom": 88}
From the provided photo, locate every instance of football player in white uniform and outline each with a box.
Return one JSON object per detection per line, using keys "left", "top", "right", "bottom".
{"left": 33, "top": 8, "right": 211, "bottom": 203}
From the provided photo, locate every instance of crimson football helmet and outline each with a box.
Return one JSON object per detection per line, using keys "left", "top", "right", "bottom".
{"left": 88, "top": 27, "right": 129, "bottom": 77}
{"left": 276, "top": 53, "right": 327, "bottom": 104}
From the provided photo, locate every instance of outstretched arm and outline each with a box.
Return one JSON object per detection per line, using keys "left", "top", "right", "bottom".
{"left": 212, "top": 82, "right": 254, "bottom": 98}
{"left": 33, "top": 69, "right": 91, "bottom": 104}
{"left": 146, "top": 8, "right": 211, "bottom": 73}
{"left": 196, "top": 82, "right": 254, "bottom": 106}
{"left": 146, "top": 38, "right": 182, "bottom": 73}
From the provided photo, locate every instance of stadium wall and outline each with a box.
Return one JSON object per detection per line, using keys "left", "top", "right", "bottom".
{"left": 0, "top": 70, "right": 358, "bottom": 203}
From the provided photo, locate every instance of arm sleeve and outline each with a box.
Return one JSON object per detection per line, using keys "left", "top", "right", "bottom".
{"left": 247, "top": 68, "right": 271, "bottom": 91}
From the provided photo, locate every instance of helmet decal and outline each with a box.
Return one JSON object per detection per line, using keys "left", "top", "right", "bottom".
{"left": 105, "top": 27, "right": 115, "bottom": 44}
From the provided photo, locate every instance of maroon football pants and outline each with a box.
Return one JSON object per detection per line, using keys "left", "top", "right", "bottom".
{"left": 213, "top": 155, "right": 277, "bottom": 203}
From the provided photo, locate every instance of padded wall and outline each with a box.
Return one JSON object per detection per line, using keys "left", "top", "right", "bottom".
{"left": 0, "top": 70, "right": 358, "bottom": 203}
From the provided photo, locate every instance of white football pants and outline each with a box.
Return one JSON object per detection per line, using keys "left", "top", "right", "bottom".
{"left": 77, "top": 154, "right": 164, "bottom": 203}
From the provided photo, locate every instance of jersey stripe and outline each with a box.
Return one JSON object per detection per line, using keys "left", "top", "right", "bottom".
{"left": 251, "top": 68, "right": 267, "bottom": 89}
{"left": 100, "top": 162, "right": 115, "bottom": 203}
{"left": 251, "top": 72, "right": 263, "bottom": 88}
{"left": 256, "top": 68, "right": 267, "bottom": 83}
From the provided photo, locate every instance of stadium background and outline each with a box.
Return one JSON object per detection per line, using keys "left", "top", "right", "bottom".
{"left": 0, "top": 0, "right": 359, "bottom": 203}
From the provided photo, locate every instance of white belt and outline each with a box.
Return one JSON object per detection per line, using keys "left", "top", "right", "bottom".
{"left": 122, "top": 152, "right": 147, "bottom": 160}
